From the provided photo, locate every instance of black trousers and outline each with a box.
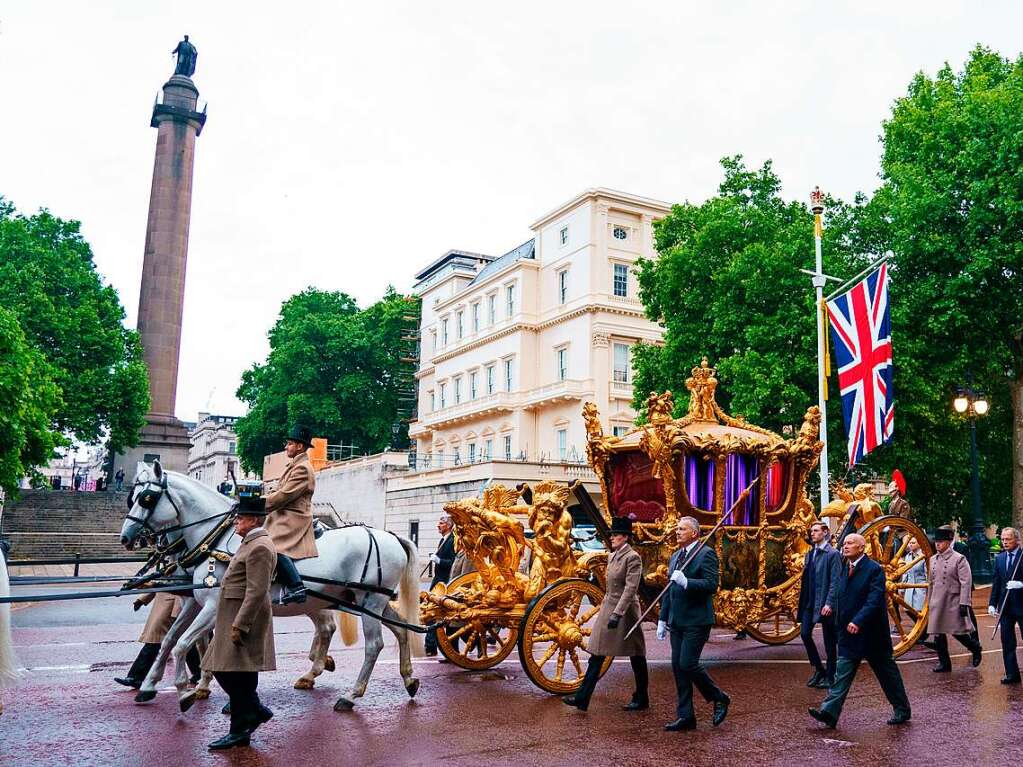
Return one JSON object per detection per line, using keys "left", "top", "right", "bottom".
{"left": 127, "top": 642, "right": 202, "bottom": 682}
{"left": 800, "top": 610, "right": 837, "bottom": 678}
{"left": 213, "top": 671, "right": 262, "bottom": 734}
{"left": 669, "top": 625, "right": 726, "bottom": 721}
{"left": 573, "top": 654, "right": 648, "bottom": 709}
{"left": 934, "top": 632, "right": 981, "bottom": 666}
{"left": 999, "top": 613, "right": 1023, "bottom": 679}
{"left": 819, "top": 653, "right": 911, "bottom": 723}
{"left": 276, "top": 554, "right": 303, "bottom": 588}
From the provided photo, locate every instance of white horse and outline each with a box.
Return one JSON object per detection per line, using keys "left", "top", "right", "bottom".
{"left": 0, "top": 543, "right": 20, "bottom": 716}
{"left": 119, "top": 461, "right": 423, "bottom": 712}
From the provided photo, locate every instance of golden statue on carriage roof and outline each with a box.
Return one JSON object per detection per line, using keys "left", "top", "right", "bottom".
{"left": 421, "top": 357, "right": 933, "bottom": 695}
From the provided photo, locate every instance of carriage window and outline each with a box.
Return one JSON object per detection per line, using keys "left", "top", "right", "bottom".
{"left": 763, "top": 461, "right": 789, "bottom": 514}
{"left": 608, "top": 451, "right": 666, "bottom": 523}
{"left": 683, "top": 454, "right": 716, "bottom": 513}
{"left": 724, "top": 453, "right": 760, "bottom": 525}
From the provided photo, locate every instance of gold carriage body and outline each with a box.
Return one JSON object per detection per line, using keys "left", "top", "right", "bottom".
{"left": 584, "top": 358, "right": 823, "bottom": 644}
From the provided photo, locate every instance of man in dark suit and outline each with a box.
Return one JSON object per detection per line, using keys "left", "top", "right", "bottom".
{"left": 424, "top": 514, "right": 456, "bottom": 657}
{"left": 658, "top": 515, "right": 730, "bottom": 732}
{"left": 809, "top": 533, "right": 911, "bottom": 728}
{"left": 798, "top": 520, "right": 842, "bottom": 688}
{"left": 988, "top": 527, "right": 1023, "bottom": 684}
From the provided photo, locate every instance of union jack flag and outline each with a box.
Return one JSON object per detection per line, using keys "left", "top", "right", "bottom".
{"left": 825, "top": 263, "right": 894, "bottom": 466}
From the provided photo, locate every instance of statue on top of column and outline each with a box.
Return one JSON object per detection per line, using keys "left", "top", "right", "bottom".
{"left": 171, "top": 35, "right": 198, "bottom": 77}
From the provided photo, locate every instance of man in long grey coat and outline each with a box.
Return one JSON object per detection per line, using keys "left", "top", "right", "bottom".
{"left": 928, "top": 526, "right": 982, "bottom": 672}
{"left": 202, "top": 495, "right": 277, "bottom": 751}
{"left": 797, "top": 520, "right": 842, "bottom": 688}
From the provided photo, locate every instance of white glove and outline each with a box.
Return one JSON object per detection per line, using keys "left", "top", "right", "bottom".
{"left": 429, "top": 553, "right": 441, "bottom": 565}
{"left": 988, "top": 605, "right": 999, "bottom": 617}
{"left": 670, "top": 570, "right": 688, "bottom": 589}
{"left": 656, "top": 620, "right": 667, "bottom": 640}
{"left": 1006, "top": 580, "right": 1023, "bottom": 591}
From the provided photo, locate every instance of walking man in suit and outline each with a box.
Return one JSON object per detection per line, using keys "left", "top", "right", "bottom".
{"left": 658, "top": 515, "right": 730, "bottom": 732}
{"left": 425, "top": 514, "right": 456, "bottom": 657}
{"left": 202, "top": 494, "right": 278, "bottom": 750}
{"left": 798, "top": 520, "right": 842, "bottom": 689}
{"left": 809, "top": 533, "right": 911, "bottom": 729}
{"left": 988, "top": 527, "right": 1023, "bottom": 684}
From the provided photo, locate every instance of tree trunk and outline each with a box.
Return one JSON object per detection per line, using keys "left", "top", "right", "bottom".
{"left": 1013, "top": 377, "right": 1023, "bottom": 530}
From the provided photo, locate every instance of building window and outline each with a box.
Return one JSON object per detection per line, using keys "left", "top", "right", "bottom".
{"left": 556, "top": 347, "right": 568, "bottom": 381}
{"left": 439, "top": 383, "right": 447, "bottom": 408}
{"left": 613, "top": 342, "right": 630, "bottom": 382}
{"left": 486, "top": 365, "right": 495, "bottom": 394}
{"left": 409, "top": 520, "right": 419, "bottom": 547}
{"left": 613, "top": 263, "right": 629, "bottom": 297}
{"left": 228, "top": 441, "right": 236, "bottom": 455}
{"left": 470, "top": 371, "right": 478, "bottom": 399}
{"left": 441, "top": 318, "right": 449, "bottom": 345}
{"left": 505, "top": 284, "right": 515, "bottom": 317}
{"left": 557, "top": 429, "right": 568, "bottom": 460}
{"left": 468, "top": 443, "right": 476, "bottom": 463}
{"left": 430, "top": 390, "right": 436, "bottom": 412}
{"left": 471, "top": 302, "right": 480, "bottom": 333}
{"left": 453, "top": 447, "right": 461, "bottom": 465}
{"left": 454, "top": 377, "right": 462, "bottom": 404}
{"left": 612, "top": 425, "right": 629, "bottom": 438}
{"left": 504, "top": 358, "right": 513, "bottom": 391}
{"left": 503, "top": 435, "right": 512, "bottom": 460}
{"left": 431, "top": 330, "right": 437, "bottom": 352}
{"left": 558, "top": 270, "right": 568, "bottom": 304}
{"left": 613, "top": 225, "right": 628, "bottom": 240}
{"left": 485, "top": 438, "right": 493, "bottom": 459}
{"left": 488, "top": 294, "right": 496, "bottom": 325}
{"left": 456, "top": 310, "right": 464, "bottom": 339}
{"left": 560, "top": 226, "right": 568, "bottom": 246}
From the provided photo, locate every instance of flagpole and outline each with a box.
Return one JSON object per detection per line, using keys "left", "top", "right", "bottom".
{"left": 811, "top": 186, "right": 830, "bottom": 509}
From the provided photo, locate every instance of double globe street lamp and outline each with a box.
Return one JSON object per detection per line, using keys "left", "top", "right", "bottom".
{"left": 953, "top": 384, "right": 992, "bottom": 580}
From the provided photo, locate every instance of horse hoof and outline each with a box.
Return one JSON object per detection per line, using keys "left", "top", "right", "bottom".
{"left": 334, "top": 697, "right": 355, "bottom": 711}
{"left": 324, "top": 655, "right": 336, "bottom": 673}
{"left": 134, "top": 690, "right": 157, "bottom": 704}
{"left": 179, "top": 691, "right": 197, "bottom": 713}
{"left": 406, "top": 678, "right": 420, "bottom": 698}
{"left": 294, "top": 677, "right": 315, "bottom": 690}
{"left": 193, "top": 688, "right": 210, "bottom": 700}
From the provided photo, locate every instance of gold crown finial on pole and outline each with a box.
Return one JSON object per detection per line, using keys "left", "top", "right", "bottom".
{"left": 810, "top": 186, "right": 825, "bottom": 215}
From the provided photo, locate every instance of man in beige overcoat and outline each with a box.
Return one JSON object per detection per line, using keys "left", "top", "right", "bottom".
{"left": 927, "top": 526, "right": 982, "bottom": 672}
{"left": 202, "top": 494, "right": 277, "bottom": 751}
{"left": 563, "top": 516, "right": 648, "bottom": 712}
{"left": 264, "top": 424, "right": 318, "bottom": 604}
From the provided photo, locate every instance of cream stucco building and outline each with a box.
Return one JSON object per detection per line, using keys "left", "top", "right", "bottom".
{"left": 408, "top": 188, "right": 670, "bottom": 467}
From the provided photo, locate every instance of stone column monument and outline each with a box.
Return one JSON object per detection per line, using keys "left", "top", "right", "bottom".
{"left": 120, "top": 37, "right": 206, "bottom": 474}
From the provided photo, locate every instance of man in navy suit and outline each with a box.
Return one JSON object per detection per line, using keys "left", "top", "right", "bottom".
{"left": 658, "top": 515, "right": 730, "bottom": 732}
{"left": 424, "top": 515, "right": 457, "bottom": 657}
{"left": 988, "top": 527, "right": 1023, "bottom": 684}
{"left": 797, "top": 520, "right": 842, "bottom": 688}
{"left": 809, "top": 533, "right": 911, "bottom": 728}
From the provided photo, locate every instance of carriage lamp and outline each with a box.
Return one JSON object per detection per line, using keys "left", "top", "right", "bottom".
{"left": 952, "top": 382, "right": 992, "bottom": 580}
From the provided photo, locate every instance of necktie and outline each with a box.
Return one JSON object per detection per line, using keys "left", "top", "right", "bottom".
{"left": 1010, "top": 551, "right": 1017, "bottom": 575}
{"left": 848, "top": 561, "right": 855, "bottom": 577}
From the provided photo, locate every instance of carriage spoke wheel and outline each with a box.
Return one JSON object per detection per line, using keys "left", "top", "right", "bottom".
{"left": 745, "top": 601, "right": 801, "bottom": 645}
{"left": 435, "top": 574, "right": 518, "bottom": 670}
{"left": 517, "top": 579, "right": 612, "bottom": 694}
{"left": 858, "top": 515, "right": 932, "bottom": 658}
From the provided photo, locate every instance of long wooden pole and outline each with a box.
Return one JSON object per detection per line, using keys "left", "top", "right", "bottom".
{"left": 623, "top": 476, "right": 760, "bottom": 640}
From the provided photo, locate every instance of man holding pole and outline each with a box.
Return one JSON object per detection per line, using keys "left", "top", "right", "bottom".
{"left": 988, "top": 527, "right": 1023, "bottom": 684}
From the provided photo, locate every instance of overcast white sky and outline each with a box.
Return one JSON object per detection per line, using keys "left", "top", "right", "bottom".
{"left": 2, "top": 2, "right": 1020, "bottom": 424}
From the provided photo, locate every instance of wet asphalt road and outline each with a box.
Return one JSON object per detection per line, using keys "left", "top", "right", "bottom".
{"left": 3, "top": 589, "right": 1023, "bottom": 767}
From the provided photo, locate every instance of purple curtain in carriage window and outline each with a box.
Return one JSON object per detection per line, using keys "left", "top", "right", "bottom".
{"left": 724, "top": 453, "right": 760, "bottom": 525}
{"left": 684, "top": 454, "right": 715, "bottom": 512}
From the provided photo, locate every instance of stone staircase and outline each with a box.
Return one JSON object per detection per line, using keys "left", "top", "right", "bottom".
{"left": 0, "top": 490, "right": 131, "bottom": 559}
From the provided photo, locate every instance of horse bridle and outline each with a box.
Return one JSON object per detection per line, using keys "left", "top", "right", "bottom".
{"left": 126, "top": 474, "right": 236, "bottom": 542}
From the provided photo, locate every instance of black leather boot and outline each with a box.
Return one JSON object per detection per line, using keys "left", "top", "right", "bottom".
{"left": 277, "top": 553, "right": 307, "bottom": 604}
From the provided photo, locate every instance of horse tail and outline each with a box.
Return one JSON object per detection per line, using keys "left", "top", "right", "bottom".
{"left": 0, "top": 546, "right": 20, "bottom": 687}
{"left": 337, "top": 611, "right": 359, "bottom": 647}
{"left": 394, "top": 534, "right": 424, "bottom": 657}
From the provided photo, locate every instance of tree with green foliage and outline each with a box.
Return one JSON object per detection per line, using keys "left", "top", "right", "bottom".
{"left": 0, "top": 307, "right": 62, "bottom": 494}
{"left": 235, "top": 287, "right": 420, "bottom": 474}
{"left": 864, "top": 46, "right": 1023, "bottom": 529}
{"left": 0, "top": 200, "right": 150, "bottom": 455}
{"left": 633, "top": 156, "right": 865, "bottom": 498}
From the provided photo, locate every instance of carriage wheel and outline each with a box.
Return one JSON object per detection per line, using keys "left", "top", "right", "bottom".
{"left": 858, "top": 515, "right": 932, "bottom": 658}
{"left": 517, "top": 578, "right": 612, "bottom": 695}
{"left": 745, "top": 602, "right": 801, "bottom": 645}
{"left": 435, "top": 574, "right": 518, "bottom": 670}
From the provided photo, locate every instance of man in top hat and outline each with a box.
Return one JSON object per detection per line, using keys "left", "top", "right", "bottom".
{"left": 563, "top": 516, "right": 648, "bottom": 712}
{"left": 202, "top": 494, "right": 277, "bottom": 750}
{"left": 988, "top": 526, "right": 1023, "bottom": 684}
{"left": 927, "top": 525, "right": 982, "bottom": 672}
{"left": 887, "top": 470, "right": 912, "bottom": 520}
{"left": 264, "top": 425, "right": 318, "bottom": 604}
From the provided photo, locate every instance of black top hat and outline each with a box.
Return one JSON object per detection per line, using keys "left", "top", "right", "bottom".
{"left": 236, "top": 494, "right": 268, "bottom": 516}
{"left": 287, "top": 424, "right": 314, "bottom": 447}
{"left": 933, "top": 526, "right": 955, "bottom": 542}
{"left": 609, "top": 517, "right": 633, "bottom": 536}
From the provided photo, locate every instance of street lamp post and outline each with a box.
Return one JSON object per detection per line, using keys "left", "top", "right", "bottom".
{"left": 953, "top": 383, "right": 992, "bottom": 581}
